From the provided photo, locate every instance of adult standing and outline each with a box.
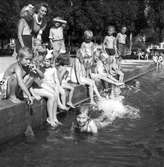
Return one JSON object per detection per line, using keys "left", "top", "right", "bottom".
{"left": 32, "top": 3, "right": 48, "bottom": 44}
{"left": 16, "top": 4, "right": 34, "bottom": 53}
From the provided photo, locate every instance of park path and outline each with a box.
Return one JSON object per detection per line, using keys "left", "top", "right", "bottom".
{"left": 0, "top": 56, "right": 16, "bottom": 79}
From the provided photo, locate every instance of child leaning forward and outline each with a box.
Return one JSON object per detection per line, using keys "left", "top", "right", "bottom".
{"left": 0, "top": 47, "right": 34, "bottom": 104}
{"left": 91, "top": 47, "right": 124, "bottom": 86}
{"left": 75, "top": 49, "right": 102, "bottom": 105}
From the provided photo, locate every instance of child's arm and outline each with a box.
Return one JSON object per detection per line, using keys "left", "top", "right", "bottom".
{"left": 113, "top": 38, "right": 118, "bottom": 54}
{"left": 15, "top": 65, "right": 33, "bottom": 103}
{"left": 31, "top": 64, "right": 44, "bottom": 78}
{"left": 99, "top": 120, "right": 112, "bottom": 128}
{"left": 62, "top": 23, "right": 67, "bottom": 28}
{"left": 109, "top": 64, "right": 115, "bottom": 76}
{"left": 103, "top": 36, "right": 107, "bottom": 51}
{"left": 116, "top": 33, "right": 120, "bottom": 43}
{"left": 94, "top": 116, "right": 112, "bottom": 129}
{"left": 89, "top": 120, "right": 98, "bottom": 134}
{"left": 18, "top": 19, "right": 25, "bottom": 48}
{"left": 38, "top": 23, "right": 47, "bottom": 38}
{"left": 80, "top": 42, "right": 87, "bottom": 57}
{"left": 49, "top": 28, "right": 54, "bottom": 46}
{"left": 60, "top": 69, "right": 68, "bottom": 83}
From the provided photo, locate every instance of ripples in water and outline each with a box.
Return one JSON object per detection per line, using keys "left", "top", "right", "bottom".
{"left": 1, "top": 69, "right": 164, "bottom": 166}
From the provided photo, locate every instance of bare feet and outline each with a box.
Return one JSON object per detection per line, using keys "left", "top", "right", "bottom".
{"left": 9, "top": 96, "right": 22, "bottom": 104}
{"left": 47, "top": 118, "right": 58, "bottom": 128}
{"left": 30, "top": 88, "right": 41, "bottom": 101}
{"left": 116, "top": 82, "right": 124, "bottom": 86}
{"left": 90, "top": 100, "right": 96, "bottom": 106}
{"left": 58, "top": 104, "right": 70, "bottom": 111}
{"left": 54, "top": 120, "right": 63, "bottom": 126}
{"left": 67, "top": 102, "right": 75, "bottom": 108}
{"left": 97, "top": 95, "right": 103, "bottom": 101}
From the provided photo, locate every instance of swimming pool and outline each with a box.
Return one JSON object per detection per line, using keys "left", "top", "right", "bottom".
{"left": 0, "top": 68, "right": 164, "bottom": 167}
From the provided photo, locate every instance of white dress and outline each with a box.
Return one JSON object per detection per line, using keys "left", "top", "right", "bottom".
{"left": 41, "top": 67, "right": 59, "bottom": 93}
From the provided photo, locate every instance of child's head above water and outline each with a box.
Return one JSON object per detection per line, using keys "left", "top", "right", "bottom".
{"left": 84, "top": 30, "right": 93, "bottom": 42}
{"left": 17, "top": 47, "right": 33, "bottom": 66}
{"left": 76, "top": 104, "right": 90, "bottom": 127}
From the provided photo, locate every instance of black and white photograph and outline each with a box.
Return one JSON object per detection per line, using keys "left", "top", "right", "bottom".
{"left": 0, "top": 0, "right": 164, "bottom": 166}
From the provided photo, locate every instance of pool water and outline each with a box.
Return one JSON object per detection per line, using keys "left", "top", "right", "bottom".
{"left": 1, "top": 68, "right": 164, "bottom": 167}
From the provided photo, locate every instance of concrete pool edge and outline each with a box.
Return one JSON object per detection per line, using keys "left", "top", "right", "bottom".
{"left": 0, "top": 85, "right": 89, "bottom": 145}
{"left": 0, "top": 60, "right": 156, "bottom": 145}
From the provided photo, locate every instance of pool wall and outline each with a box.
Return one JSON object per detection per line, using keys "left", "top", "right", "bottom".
{"left": 0, "top": 85, "right": 89, "bottom": 145}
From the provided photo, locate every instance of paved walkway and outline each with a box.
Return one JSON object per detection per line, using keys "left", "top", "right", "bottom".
{"left": 0, "top": 56, "right": 16, "bottom": 80}
{"left": 0, "top": 56, "right": 16, "bottom": 74}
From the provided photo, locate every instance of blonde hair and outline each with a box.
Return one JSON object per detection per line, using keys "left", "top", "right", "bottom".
{"left": 20, "top": 4, "right": 33, "bottom": 18}
{"left": 79, "top": 104, "right": 89, "bottom": 115}
{"left": 17, "top": 47, "right": 32, "bottom": 60}
{"left": 84, "top": 30, "right": 93, "bottom": 39}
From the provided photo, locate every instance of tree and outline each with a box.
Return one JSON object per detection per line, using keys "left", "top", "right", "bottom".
{"left": 0, "top": 0, "right": 152, "bottom": 46}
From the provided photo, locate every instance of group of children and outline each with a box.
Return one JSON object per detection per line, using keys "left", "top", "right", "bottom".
{"left": 0, "top": 18, "right": 126, "bottom": 131}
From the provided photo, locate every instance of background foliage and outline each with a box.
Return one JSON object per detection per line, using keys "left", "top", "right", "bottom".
{"left": 0, "top": 0, "right": 164, "bottom": 46}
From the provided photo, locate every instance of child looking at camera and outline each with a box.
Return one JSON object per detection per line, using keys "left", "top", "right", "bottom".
{"left": 103, "top": 25, "right": 117, "bottom": 66}
{"left": 49, "top": 17, "right": 67, "bottom": 64}
{"left": 116, "top": 26, "right": 127, "bottom": 58}
{"left": 79, "top": 30, "right": 95, "bottom": 77}
{"left": 73, "top": 104, "right": 111, "bottom": 134}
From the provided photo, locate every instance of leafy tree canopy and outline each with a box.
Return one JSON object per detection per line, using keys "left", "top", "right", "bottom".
{"left": 0, "top": 0, "right": 163, "bottom": 44}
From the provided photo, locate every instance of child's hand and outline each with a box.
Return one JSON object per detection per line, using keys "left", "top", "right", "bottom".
{"left": 28, "top": 96, "right": 34, "bottom": 105}
{"left": 37, "top": 34, "right": 42, "bottom": 41}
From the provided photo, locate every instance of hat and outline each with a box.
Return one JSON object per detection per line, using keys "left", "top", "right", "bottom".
{"left": 53, "top": 17, "right": 67, "bottom": 24}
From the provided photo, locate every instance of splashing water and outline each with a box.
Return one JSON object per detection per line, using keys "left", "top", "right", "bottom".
{"left": 97, "top": 97, "right": 140, "bottom": 122}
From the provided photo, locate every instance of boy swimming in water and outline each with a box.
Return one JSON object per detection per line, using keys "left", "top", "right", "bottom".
{"left": 73, "top": 104, "right": 111, "bottom": 134}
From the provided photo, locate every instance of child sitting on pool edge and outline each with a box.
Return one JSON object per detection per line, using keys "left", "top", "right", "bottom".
{"left": 73, "top": 104, "right": 111, "bottom": 134}
{"left": 0, "top": 47, "right": 35, "bottom": 104}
